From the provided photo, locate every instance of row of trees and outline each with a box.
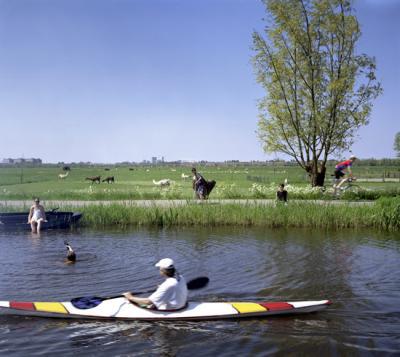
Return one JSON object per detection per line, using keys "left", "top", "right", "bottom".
{"left": 252, "top": 0, "right": 383, "bottom": 186}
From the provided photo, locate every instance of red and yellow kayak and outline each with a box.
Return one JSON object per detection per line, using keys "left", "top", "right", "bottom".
{"left": 0, "top": 298, "right": 331, "bottom": 321}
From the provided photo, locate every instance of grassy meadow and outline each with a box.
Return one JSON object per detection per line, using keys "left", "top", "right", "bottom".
{"left": 0, "top": 163, "right": 399, "bottom": 201}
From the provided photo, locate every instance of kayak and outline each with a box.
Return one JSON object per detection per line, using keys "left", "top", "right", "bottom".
{"left": 0, "top": 298, "right": 331, "bottom": 321}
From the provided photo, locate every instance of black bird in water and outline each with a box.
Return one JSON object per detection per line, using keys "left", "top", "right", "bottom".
{"left": 64, "top": 241, "right": 76, "bottom": 263}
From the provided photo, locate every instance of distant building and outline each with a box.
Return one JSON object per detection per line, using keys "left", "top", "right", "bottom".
{"left": 0, "top": 158, "right": 42, "bottom": 165}
{"left": 25, "top": 158, "right": 42, "bottom": 164}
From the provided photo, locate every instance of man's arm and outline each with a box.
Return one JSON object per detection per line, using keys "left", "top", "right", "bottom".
{"left": 123, "top": 292, "right": 152, "bottom": 306}
{"left": 40, "top": 206, "right": 46, "bottom": 220}
{"left": 27, "top": 207, "right": 33, "bottom": 223}
{"left": 347, "top": 167, "right": 353, "bottom": 177}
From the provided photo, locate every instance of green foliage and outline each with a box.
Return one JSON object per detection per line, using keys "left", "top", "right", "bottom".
{"left": 252, "top": 0, "right": 382, "bottom": 184}
{"left": 394, "top": 132, "right": 400, "bottom": 157}
{"left": 215, "top": 183, "right": 242, "bottom": 199}
{"left": 375, "top": 197, "right": 400, "bottom": 230}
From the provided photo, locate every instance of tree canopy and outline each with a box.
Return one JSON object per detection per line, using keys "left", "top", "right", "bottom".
{"left": 394, "top": 132, "right": 400, "bottom": 158}
{"left": 252, "top": 0, "right": 382, "bottom": 185}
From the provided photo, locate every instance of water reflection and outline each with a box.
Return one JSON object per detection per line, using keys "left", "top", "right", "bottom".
{"left": 0, "top": 227, "right": 399, "bottom": 355}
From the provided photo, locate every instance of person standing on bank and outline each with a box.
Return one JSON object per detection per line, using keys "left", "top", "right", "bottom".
{"left": 27, "top": 198, "right": 46, "bottom": 233}
{"left": 123, "top": 258, "right": 188, "bottom": 310}
{"left": 276, "top": 184, "right": 288, "bottom": 204}
{"left": 192, "top": 167, "right": 207, "bottom": 200}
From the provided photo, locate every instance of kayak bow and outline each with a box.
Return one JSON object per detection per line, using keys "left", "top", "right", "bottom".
{"left": 0, "top": 299, "right": 331, "bottom": 321}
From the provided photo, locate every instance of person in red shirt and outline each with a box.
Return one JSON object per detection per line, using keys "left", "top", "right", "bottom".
{"left": 333, "top": 155, "right": 357, "bottom": 195}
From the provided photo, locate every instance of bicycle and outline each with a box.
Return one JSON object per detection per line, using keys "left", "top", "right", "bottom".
{"left": 333, "top": 177, "right": 361, "bottom": 198}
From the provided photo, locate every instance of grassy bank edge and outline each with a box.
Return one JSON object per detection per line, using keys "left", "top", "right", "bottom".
{"left": 1, "top": 198, "right": 398, "bottom": 231}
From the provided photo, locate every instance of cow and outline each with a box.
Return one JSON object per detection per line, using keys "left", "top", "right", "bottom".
{"left": 85, "top": 176, "right": 101, "bottom": 184}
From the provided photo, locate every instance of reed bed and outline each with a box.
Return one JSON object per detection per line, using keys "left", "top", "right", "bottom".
{"left": 73, "top": 197, "right": 399, "bottom": 231}
{"left": 1, "top": 198, "right": 398, "bottom": 230}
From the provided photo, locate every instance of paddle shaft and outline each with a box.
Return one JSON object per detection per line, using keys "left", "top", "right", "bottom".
{"left": 70, "top": 276, "right": 209, "bottom": 309}
{"left": 106, "top": 292, "right": 150, "bottom": 300}
{"left": 106, "top": 276, "right": 209, "bottom": 300}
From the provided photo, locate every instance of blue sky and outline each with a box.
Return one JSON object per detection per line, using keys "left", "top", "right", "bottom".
{"left": 0, "top": 0, "right": 398, "bottom": 163}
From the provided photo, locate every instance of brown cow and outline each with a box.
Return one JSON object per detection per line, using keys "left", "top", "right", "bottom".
{"left": 85, "top": 176, "right": 101, "bottom": 184}
{"left": 102, "top": 176, "right": 114, "bottom": 184}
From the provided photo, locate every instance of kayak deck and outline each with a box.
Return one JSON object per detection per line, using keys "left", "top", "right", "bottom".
{"left": 0, "top": 299, "right": 331, "bottom": 320}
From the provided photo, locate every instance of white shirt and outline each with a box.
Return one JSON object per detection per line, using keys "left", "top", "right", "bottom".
{"left": 149, "top": 275, "right": 188, "bottom": 310}
{"left": 32, "top": 207, "right": 45, "bottom": 221}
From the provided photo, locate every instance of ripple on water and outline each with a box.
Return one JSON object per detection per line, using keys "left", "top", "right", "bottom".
{"left": 0, "top": 227, "right": 399, "bottom": 355}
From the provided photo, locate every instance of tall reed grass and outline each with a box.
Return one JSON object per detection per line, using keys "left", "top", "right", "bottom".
{"left": 75, "top": 198, "right": 399, "bottom": 231}
{"left": 1, "top": 198, "right": 398, "bottom": 231}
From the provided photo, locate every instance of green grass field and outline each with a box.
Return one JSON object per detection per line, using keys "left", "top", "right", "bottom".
{"left": 0, "top": 164, "right": 399, "bottom": 201}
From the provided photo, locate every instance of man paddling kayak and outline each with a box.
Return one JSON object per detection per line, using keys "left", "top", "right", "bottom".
{"left": 123, "top": 258, "right": 188, "bottom": 311}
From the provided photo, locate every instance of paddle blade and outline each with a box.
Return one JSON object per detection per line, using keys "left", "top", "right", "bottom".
{"left": 187, "top": 276, "right": 209, "bottom": 290}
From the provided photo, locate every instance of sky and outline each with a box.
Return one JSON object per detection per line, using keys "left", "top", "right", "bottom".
{"left": 0, "top": 0, "right": 399, "bottom": 163}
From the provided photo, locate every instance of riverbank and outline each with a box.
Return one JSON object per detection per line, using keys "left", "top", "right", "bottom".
{"left": 2, "top": 198, "right": 396, "bottom": 230}
{"left": 0, "top": 198, "right": 375, "bottom": 209}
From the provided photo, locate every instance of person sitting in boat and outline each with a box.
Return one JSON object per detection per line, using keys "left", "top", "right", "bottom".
{"left": 27, "top": 198, "right": 47, "bottom": 233}
{"left": 276, "top": 184, "right": 288, "bottom": 204}
{"left": 123, "top": 258, "right": 188, "bottom": 310}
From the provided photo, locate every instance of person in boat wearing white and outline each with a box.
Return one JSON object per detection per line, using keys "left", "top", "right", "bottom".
{"left": 123, "top": 258, "right": 188, "bottom": 310}
{"left": 27, "top": 198, "right": 47, "bottom": 233}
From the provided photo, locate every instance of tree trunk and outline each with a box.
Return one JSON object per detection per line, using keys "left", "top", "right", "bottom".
{"left": 306, "top": 162, "right": 326, "bottom": 187}
{"left": 313, "top": 166, "right": 326, "bottom": 187}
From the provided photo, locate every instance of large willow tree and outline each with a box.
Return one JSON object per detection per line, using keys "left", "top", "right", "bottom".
{"left": 253, "top": 0, "right": 382, "bottom": 186}
{"left": 394, "top": 132, "right": 400, "bottom": 158}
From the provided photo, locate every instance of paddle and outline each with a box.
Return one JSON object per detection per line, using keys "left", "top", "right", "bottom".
{"left": 70, "top": 276, "right": 209, "bottom": 309}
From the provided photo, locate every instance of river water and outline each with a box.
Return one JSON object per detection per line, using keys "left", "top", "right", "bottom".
{"left": 0, "top": 227, "right": 399, "bottom": 356}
